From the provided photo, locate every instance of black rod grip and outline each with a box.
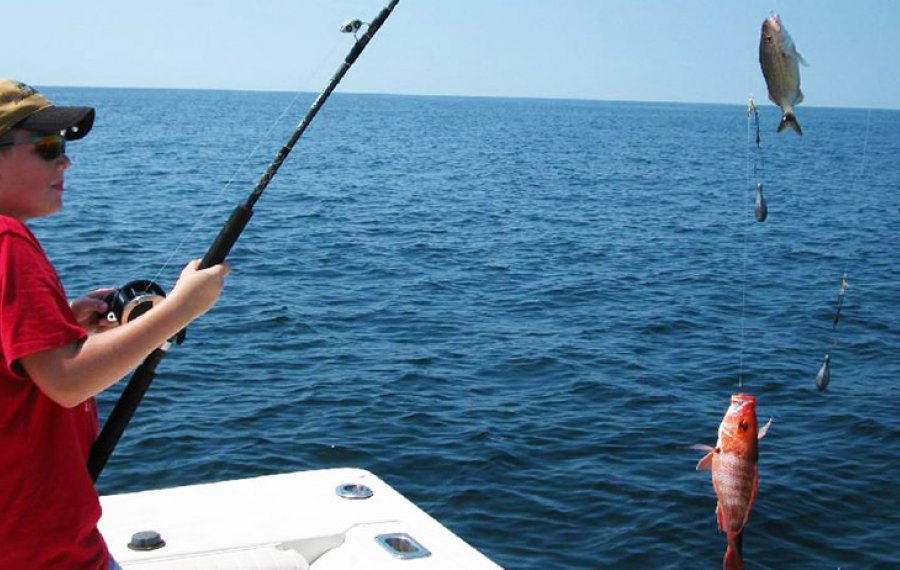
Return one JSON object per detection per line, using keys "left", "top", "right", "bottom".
{"left": 88, "top": 348, "right": 166, "bottom": 482}
{"left": 200, "top": 204, "right": 254, "bottom": 269}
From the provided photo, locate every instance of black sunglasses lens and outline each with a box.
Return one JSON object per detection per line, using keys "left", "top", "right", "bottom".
{"left": 33, "top": 136, "right": 65, "bottom": 160}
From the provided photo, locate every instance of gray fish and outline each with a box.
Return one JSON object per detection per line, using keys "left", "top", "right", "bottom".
{"left": 759, "top": 13, "right": 807, "bottom": 135}
{"left": 816, "top": 354, "right": 830, "bottom": 390}
{"left": 755, "top": 183, "right": 768, "bottom": 222}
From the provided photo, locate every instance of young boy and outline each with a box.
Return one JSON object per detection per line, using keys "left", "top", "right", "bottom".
{"left": 0, "top": 79, "right": 231, "bottom": 569}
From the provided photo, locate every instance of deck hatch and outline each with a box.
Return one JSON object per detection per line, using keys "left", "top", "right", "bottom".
{"left": 375, "top": 533, "right": 431, "bottom": 560}
{"left": 335, "top": 482, "right": 374, "bottom": 500}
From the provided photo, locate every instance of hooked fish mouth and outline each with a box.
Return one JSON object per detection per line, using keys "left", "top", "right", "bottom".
{"left": 728, "top": 393, "right": 756, "bottom": 414}
{"left": 731, "top": 393, "right": 756, "bottom": 405}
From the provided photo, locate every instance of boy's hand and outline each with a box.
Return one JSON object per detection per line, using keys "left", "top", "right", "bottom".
{"left": 70, "top": 288, "right": 118, "bottom": 333}
{"left": 168, "top": 260, "right": 230, "bottom": 319}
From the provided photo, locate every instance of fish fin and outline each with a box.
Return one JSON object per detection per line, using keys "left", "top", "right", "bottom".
{"left": 724, "top": 533, "right": 746, "bottom": 570}
{"left": 694, "top": 447, "right": 715, "bottom": 471}
{"left": 777, "top": 113, "right": 802, "bottom": 135}
{"left": 716, "top": 503, "right": 726, "bottom": 532}
{"left": 758, "top": 417, "right": 773, "bottom": 440}
{"left": 739, "top": 469, "right": 760, "bottom": 529}
{"left": 798, "top": 52, "right": 809, "bottom": 66}
{"left": 796, "top": 88, "right": 804, "bottom": 104}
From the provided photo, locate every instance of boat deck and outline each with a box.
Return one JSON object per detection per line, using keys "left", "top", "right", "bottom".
{"left": 99, "top": 468, "right": 502, "bottom": 569}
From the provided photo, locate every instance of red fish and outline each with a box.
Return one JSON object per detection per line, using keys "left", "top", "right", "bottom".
{"left": 694, "top": 394, "right": 772, "bottom": 570}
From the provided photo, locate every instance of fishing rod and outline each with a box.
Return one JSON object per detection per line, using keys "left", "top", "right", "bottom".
{"left": 88, "top": 0, "right": 401, "bottom": 482}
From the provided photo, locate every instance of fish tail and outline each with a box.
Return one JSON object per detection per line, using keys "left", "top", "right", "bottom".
{"left": 777, "top": 113, "right": 802, "bottom": 135}
{"left": 723, "top": 532, "right": 745, "bottom": 570}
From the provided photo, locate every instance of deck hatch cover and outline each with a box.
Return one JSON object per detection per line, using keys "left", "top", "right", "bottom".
{"left": 375, "top": 533, "right": 431, "bottom": 560}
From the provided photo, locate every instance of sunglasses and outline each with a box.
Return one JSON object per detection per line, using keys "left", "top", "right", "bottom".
{"left": 0, "top": 133, "right": 67, "bottom": 161}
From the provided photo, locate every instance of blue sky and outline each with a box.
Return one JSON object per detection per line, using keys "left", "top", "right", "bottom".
{"left": 6, "top": 1, "right": 899, "bottom": 109}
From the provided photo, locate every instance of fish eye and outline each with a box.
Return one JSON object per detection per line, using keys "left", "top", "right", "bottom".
{"left": 739, "top": 421, "right": 749, "bottom": 431}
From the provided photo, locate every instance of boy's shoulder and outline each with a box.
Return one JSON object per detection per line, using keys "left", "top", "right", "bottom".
{"left": 0, "top": 215, "right": 30, "bottom": 236}
{"left": 0, "top": 216, "right": 40, "bottom": 251}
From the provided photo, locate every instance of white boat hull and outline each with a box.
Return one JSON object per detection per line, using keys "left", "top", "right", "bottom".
{"left": 99, "top": 468, "right": 502, "bottom": 569}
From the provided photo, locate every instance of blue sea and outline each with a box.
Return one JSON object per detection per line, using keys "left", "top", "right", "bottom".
{"left": 35, "top": 87, "right": 900, "bottom": 569}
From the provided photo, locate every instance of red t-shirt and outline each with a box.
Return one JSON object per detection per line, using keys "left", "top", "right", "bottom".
{"left": 0, "top": 216, "right": 108, "bottom": 569}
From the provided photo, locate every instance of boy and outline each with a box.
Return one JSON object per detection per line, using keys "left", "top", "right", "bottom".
{"left": 0, "top": 79, "right": 230, "bottom": 569}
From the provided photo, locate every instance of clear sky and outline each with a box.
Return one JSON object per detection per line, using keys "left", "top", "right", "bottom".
{"left": 5, "top": 1, "right": 899, "bottom": 109}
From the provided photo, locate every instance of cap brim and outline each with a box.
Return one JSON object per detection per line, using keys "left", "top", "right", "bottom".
{"left": 16, "top": 106, "right": 95, "bottom": 140}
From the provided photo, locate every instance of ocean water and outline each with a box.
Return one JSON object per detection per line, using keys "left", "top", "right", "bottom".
{"left": 34, "top": 87, "right": 899, "bottom": 569}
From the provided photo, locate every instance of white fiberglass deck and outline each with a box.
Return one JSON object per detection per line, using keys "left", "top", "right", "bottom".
{"left": 99, "top": 468, "right": 502, "bottom": 569}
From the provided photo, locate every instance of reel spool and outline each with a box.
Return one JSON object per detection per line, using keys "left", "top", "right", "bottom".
{"left": 103, "top": 280, "right": 187, "bottom": 344}
{"left": 103, "top": 280, "right": 166, "bottom": 325}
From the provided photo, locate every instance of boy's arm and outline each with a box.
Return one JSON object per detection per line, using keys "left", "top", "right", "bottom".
{"left": 20, "top": 260, "right": 228, "bottom": 408}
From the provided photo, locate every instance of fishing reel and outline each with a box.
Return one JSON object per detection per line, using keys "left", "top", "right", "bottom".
{"left": 102, "top": 280, "right": 186, "bottom": 344}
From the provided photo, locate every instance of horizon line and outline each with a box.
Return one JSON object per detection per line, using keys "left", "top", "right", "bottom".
{"left": 39, "top": 84, "right": 899, "bottom": 112}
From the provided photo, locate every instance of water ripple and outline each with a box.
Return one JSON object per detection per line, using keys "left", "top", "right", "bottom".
{"left": 38, "top": 89, "right": 900, "bottom": 569}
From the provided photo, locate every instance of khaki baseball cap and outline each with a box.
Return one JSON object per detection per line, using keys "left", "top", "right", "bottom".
{"left": 0, "top": 79, "right": 94, "bottom": 140}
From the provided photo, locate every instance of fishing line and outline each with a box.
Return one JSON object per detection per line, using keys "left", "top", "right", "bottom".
{"left": 749, "top": 97, "right": 767, "bottom": 223}
{"left": 738, "top": 95, "right": 764, "bottom": 388}
{"left": 836, "top": 107, "right": 871, "bottom": 280}
{"left": 829, "top": 110, "right": 871, "bottom": 329}
{"left": 738, "top": 98, "right": 751, "bottom": 388}
{"left": 89, "top": 0, "right": 402, "bottom": 482}
{"left": 816, "top": 108, "right": 872, "bottom": 388}
{"left": 99, "top": 37, "right": 347, "bottom": 340}
{"left": 140, "top": 39, "right": 348, "bottom": 291}
{"left": 104, "top": 14, "right": 360, "bottom": 320}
